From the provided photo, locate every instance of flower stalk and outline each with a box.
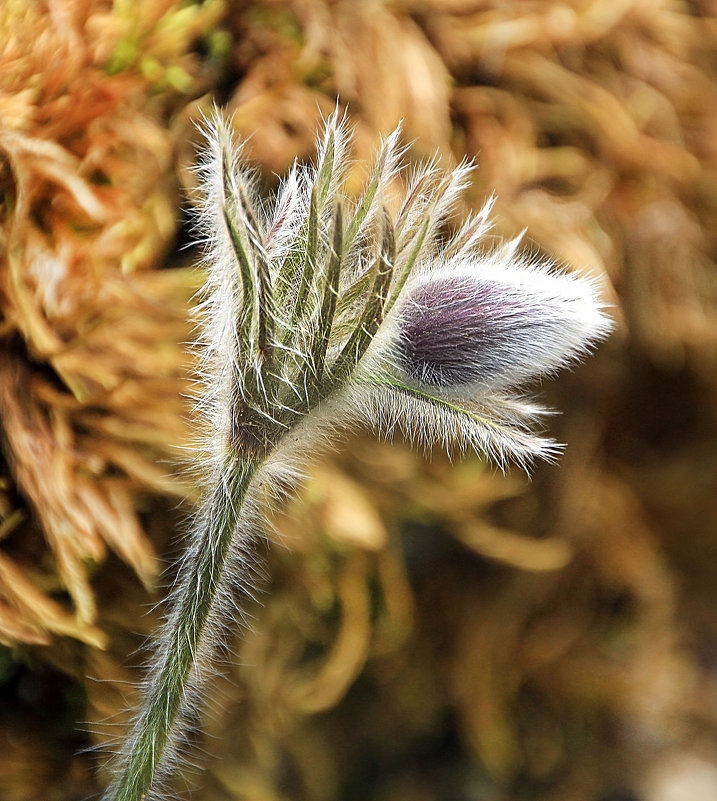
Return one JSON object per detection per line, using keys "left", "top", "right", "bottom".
{"left": 109, "top": 459, "right": 258, "bottom": 801}
{"left": 104, "top": 108, "right": 611, "bottom": 800}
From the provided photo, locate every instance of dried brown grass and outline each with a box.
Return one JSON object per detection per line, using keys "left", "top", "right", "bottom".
{"left": 0, "top": 0, "right": 222, "bottom": 648}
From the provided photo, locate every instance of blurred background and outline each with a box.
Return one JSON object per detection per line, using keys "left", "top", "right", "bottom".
{"left": 1, "top": 1, "right": 716, "bottom": 799}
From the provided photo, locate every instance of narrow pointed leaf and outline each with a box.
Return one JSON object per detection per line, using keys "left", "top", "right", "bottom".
{"left": 311, "top": 203, "right": 343, "bottom": 390}
{"left": 383, "top": 215, "right": 430, "bottom": 317}
{"left": 329, "top": 208, "right": 395, "bottom": 383}
{"left": 291, "top": 185, "right": 319, "bottom": 327}
{"left": 316, "top": 126, "right": 335, "bottom": 204}
{"left": 221, "top": 161, "right": 255, "bottom": 340}
{"left": 336, "top": 260, "right": 378, "bottom": 319}
{"left": 343, "top": 133, "right": 397, "bottom": 254}
{"left": 238, "top": 185, "right": 274, "bottom": 364}
{"left": 394, "top": 162, "right": 439, "bottom": 235}
{"left": 359, "top": 376, "right": 551, "bottom": 465}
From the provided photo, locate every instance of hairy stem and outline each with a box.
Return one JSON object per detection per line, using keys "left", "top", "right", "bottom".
{"left": 108, "top": 457, "right": 259, "bottom": 801}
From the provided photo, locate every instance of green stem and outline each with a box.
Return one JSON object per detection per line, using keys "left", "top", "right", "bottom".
{"left": 109, "top": 458, "right": 259, "bottom": 801}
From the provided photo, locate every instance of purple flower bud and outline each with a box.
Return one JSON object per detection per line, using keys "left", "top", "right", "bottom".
{"left": 394, "top": 261, "right": 610, "bottom": 390}
{"left": 398, "top": 277, "right": 521, "bottom": 386}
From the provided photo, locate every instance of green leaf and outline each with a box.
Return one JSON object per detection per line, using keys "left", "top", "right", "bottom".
{"left": 394, "top": 165, "right": 438, "bottom": 236}
{"left": 292, "top": 185, "right": 319, "bottom": 327}
{"left": 383, "top": 215, "right": 430, "bottom": 317}
{"left": 221, "top": 161, "right": 255, "bottom": 347}
{"left": 316, "top": 125, "right": 335, "bottom": 204}
{"left": 328, "top": 209, "right": 395, "bottom": 384}
{"left": 363, "top": 376, "right": 514, "bottom": 440}
{"left": 335, "top": 260, "right": 378, "bottom": 319}
{"left": 343, "top": 146, "right": 387, "bottom": 254}
{"left": 237, "top": 184, "right": 274, "bottom": 364}
{"left": 310, "top": 203, "right": 343, "bottom": 393}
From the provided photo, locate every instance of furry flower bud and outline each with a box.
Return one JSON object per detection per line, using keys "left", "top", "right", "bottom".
{"left": 393, "top": 258, "right": 611, "bottom": 391}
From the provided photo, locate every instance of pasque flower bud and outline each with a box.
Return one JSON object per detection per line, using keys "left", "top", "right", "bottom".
{"left": 392, "top": 259, "right": 610, "bottom": 391}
